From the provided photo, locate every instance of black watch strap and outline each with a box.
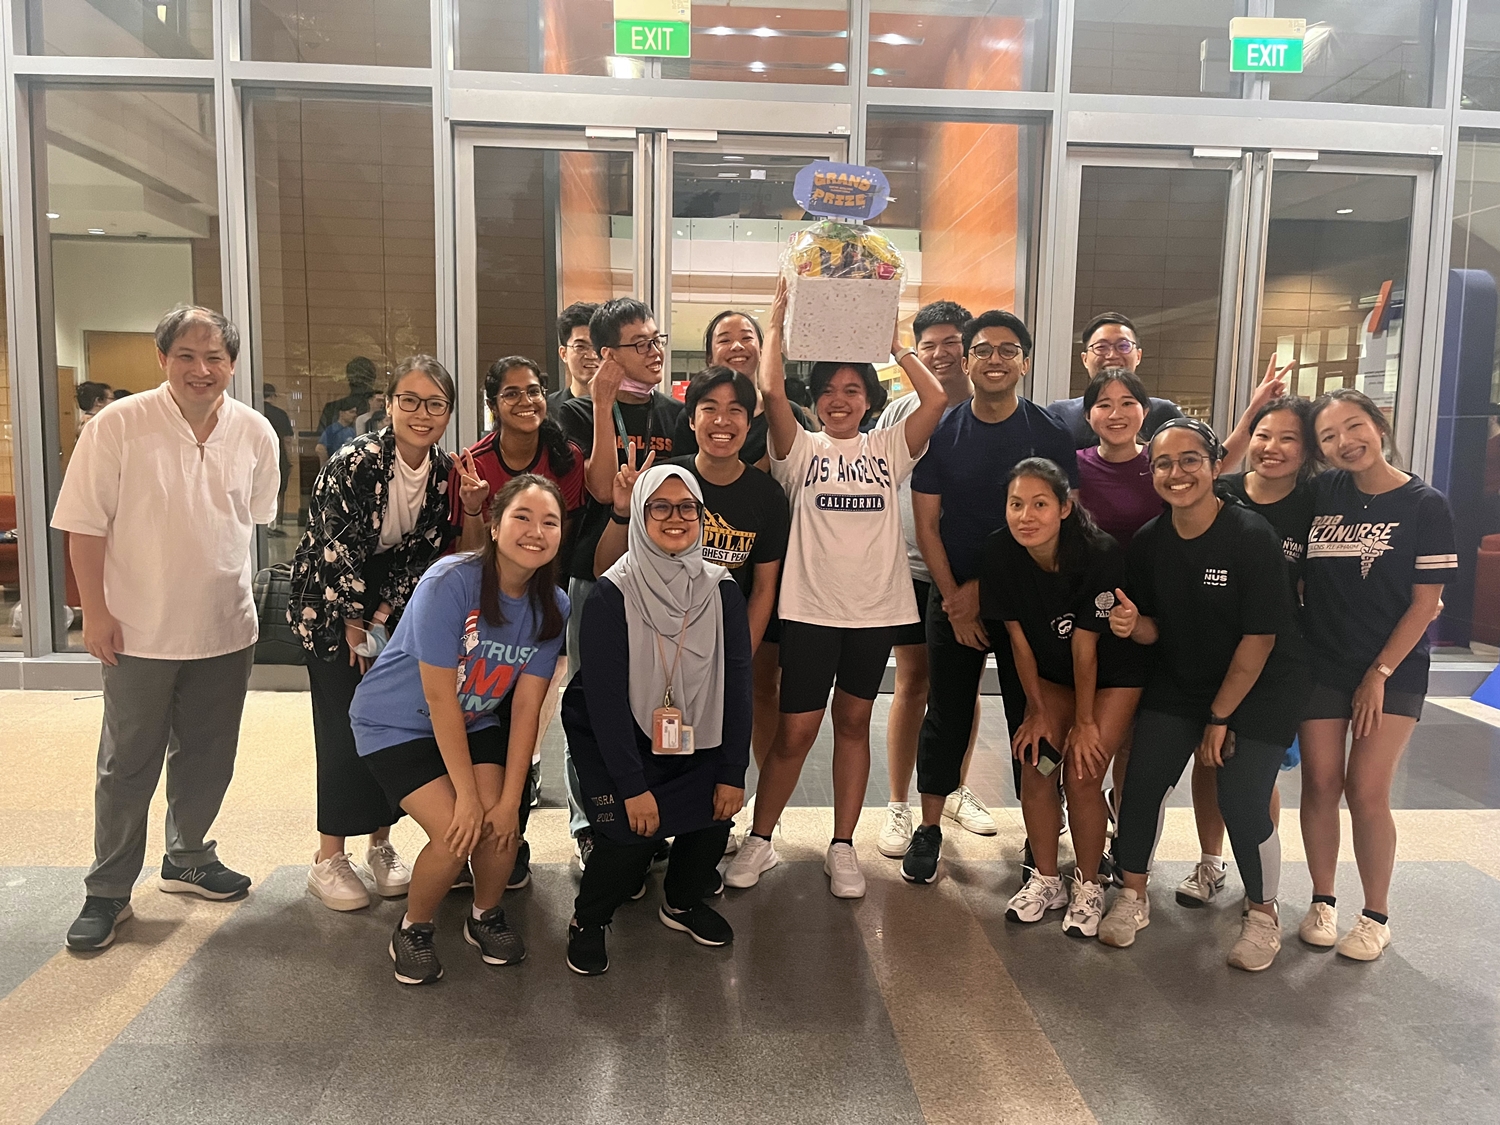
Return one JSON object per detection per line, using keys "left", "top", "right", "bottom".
{"left": 609, "top": 510, "right": 630, "bottom": 525}
{"left": 1206, "top": 713, "right": 1230, "bottom": 727}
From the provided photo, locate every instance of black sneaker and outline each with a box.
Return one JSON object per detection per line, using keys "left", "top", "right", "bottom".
{"left": 451, "top": 862, "right": 475, "bottom": 891}
{"left": 1096, "top": 849, "right": 1118, "bottom": 889}
{"left": 159, "top": 858, "right": 251, "bottom": 900}
{"left": 630, "top": 876, "right": 648, "bottom": 901}
{"left": 464, "top": 907, "right": 526, "bottom": 965}
{"left": 566, "top": 920, "right": 608, "bottom": 975}
{"left": 709, "top": 871, "right": 725, "bottom": 897}
{"left": 574, "top": 829, "right": 595, "bottom": 872}
{"left": 507, "top": 841, "right": 531, "bottom": 890}
{"left": 901, "top": 824, "right": 942, "bottom": 884}
{"left": 651, "top": 838, "right": 671, "bottom": 865}
{"left": 659, "top": 902, "right": 734, "bottom": 946}
{"left": 65, "top": 896, "right": 132, "bottom": 951}
{"left": 390, "top": 920, "right": 444, "bottom": 985}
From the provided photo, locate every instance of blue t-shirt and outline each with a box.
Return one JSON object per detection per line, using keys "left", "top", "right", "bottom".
{"left": 321, "top": 421, "right": 355, "bottom": 454}
{"left": 909, "top": 398, "right": 1078, "bottom": 585}
{"left": 349, "top": 554, "right": 568, "bottom": 756}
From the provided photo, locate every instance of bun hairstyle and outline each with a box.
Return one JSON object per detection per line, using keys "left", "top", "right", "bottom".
{"left": 477, "top": 473, "right": 566, "bottom": 640}
{"left": 1147, "top": 416, "right": 1225, "bottom": 461}
{"left": 1007, "top": 457, "right": 1112, "bottom": 573}
{"left": 1310, "top": 386, "right": 1400, "bottom": 468}
{"left": 1249, "top": 395, "right": 1318, "bottom": 481}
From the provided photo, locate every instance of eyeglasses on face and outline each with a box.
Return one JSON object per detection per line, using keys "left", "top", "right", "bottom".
{"left": 497, "top": 385, "right": 546, "bottom": 404}
{"left": 393, "top": 393, "right": 451, "bottom": 417}
{"left": 644, "top": 499, "right": 702, "bottom": 522}
{"left": 565, "top": 341, "right": 598, "bottom": 356}
{"left": 1150, "top": 451, "right": 1207, "bottom": 475}
{"left": 620, "top": 335, "right": 668, "bottom": 355}
{"left": 968, "top": 343, "right": 1025, "bottom": 361}
{"left": 1087, "top": 339, "right": 1137, "bottom": 357}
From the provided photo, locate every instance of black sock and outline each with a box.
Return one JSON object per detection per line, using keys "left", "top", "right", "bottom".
{"left": 831, "top": 837, "right": 853, "bottom": 847}
{"left": 750, "top": 831, "right": 772, "bottom": 842}
{"left": 1362, "top": 908, "right": 1389, "bottom": 925}
{"left": 1313, "top": 894, "right": 1336, "bottom": 908}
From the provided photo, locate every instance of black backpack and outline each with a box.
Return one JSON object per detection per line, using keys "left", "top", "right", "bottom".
{"left": 253, "top": 562, "right": 306, "bottom": 665}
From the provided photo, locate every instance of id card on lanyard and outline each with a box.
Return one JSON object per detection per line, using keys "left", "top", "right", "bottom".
{"left": 651, "top": 625, "right": 695, "bottom": 755}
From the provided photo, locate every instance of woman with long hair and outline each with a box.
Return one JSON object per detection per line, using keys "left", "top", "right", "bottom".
{"left": 349, "top": 475, "right": 569, "bottom": 984}
{"left": 974, "top": 458, "right": 1144, "bottom": 938}
{"left": 1297, "top": 388, "right": 1456, "bottom": 961}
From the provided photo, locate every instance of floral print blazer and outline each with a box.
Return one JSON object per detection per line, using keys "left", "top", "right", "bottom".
{"left": 289, "top": 430, "right": 459, "bottom": 662}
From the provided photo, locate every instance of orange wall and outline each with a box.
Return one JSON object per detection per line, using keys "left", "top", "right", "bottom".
{"left": 558, "top": 151, "right": 616, "bottom": 304}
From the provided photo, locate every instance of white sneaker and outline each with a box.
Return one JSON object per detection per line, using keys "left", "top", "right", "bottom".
{"left": 943, "top": 785, "right": 998, "bottom": 836}
{"left": 1298, "top": 902, "right": 1339, "bottom": 948}
{"left": 724, "top": 834, "right": 779, "bottom": 889}
{"left": 824, "top": 842, "right": 867, "bottom": 899}
{"left": 1335, "top": 914, "right": 1392, "bottom": 962}
{"left": 1062, "top": 876, "right": 1106, "bottom": 938}
{"left": 1006, "top": 871, "right": 1069, "bottom": 923}
{"left": 1098, "top": 888, "right": 1151, "bottom": 948}
{"left": 1228, "top": 907, "right": 1282, "bottom": 972}
{"left": 724, "top": 795, "right": 757, "bottom": 856}
{"left": 307, "top": 852, "right": 369, "bottom": 911}
{"left": 1175, "top": 858, "right": 1227, "bottom": 907}
{"left": 364, "top": 840, "right": 411, "bottom": 898}
{"left": 877, "top": 803, "right": 914, "bottom": 858}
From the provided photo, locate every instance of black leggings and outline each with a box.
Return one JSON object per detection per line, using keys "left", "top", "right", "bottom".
{"left": 573, "top": 823, "right": 731, "bottom": 928}
{"left": 1113, "top": 710, "right": 1286, "bottom": 904}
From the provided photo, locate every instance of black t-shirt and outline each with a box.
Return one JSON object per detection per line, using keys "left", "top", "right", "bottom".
{"left": 556, "top": 392, "right": 685, "bottom": 581}
{"left": 666, "top": 455, "right": 790, "bottom": 602}
{"left": 980, "top": 527, "right": 1145, "bottom": 689}
{"left": 1217, "top": 472, "right": 1315, "bottom": 611}
{"left": 1124, "top": 503, "right": 1304, "bottom": 744}
{"left": 672, "top": 400, "right": 814, "bottom": 466}
{"left": 547, "top": 386, "right": 574, "bottom": 421}
{"left": 262, "top": 403, "right": 293, "bottom": 475}
{"left": 1302, "top": 471, "right": 1458, "bottom": 693}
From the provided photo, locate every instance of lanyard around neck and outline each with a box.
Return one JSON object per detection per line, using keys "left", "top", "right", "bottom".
{"left": 653, "top": 621, "right": 688, "bottom": 709}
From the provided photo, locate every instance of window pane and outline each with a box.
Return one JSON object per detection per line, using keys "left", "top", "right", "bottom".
{"left": 248, "top": 94, "right": 436, "bottom": 563}
{"left": 455, "top": 0, "right": 849, "bottom": 84}
{"left": 868, "top": 0, "right": 1051, "bottom": 91}
{"left": 25, "top": 0, "right": 213, "bottom": 58}
{"left": 247, "top": 0, "right": 430, "bottom": 66}
{"left": 865, "top": 114, "right": 1041, "bottom": 395}
{"left": 1070, "top": 165, "right": 1230, "bottom": 419}
{"left": 1463, "top": 2, "right": 1500, "bottom": 111}
{"left": 36, "top": 87, "right": 219, "bottom": 651}
{"left": 1072, "top": 1, "right": 1243, "bottom": 98}
{"left": 1269, "top": 1, "right": 1436, "bottom": 108}
{"left": 1441, "top": 133, "right": 1500, "bottom": 655}
{"left": 0, "top": 200, "right": 18, "bottom": 649}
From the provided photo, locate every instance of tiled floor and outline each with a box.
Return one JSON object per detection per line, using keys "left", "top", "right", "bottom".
{"left": 5, "top": 689, "right": 1500, "bottom": 1124}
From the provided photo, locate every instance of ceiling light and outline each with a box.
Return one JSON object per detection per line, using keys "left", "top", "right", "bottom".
{"left": 723, "top": 155, "right": 744, "bottom": 161}
{"left": 45, "top": 211, "right": 59, "bottom": 219}
{"left": 750, "top": 27, "right": 775, "bottom": 38}
{"left": 749, "top": 60, "right": 766, "bottom": 72}
{"left": 703, "top": 25, "right": 733, "bottom": 36}
{"left": 1336, "top": 207, "right": 1353, "bottom": 214}
{"left": 718, "top": 172, "right": 740, "bottom": 178}
{"left": 872, "top": 33, "right": 923, "bottom": 46}
{"left": 87, "top": 227, "right": 106, "bottom": 234}
{"left": 828, "top": 62, "right": 847, "bottom": 72}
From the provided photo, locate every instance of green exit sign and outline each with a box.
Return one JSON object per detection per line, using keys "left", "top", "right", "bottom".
{"left": 1229, "top": 16, "right": 1306, "bottom": 74}
{"left": 614, "top": 19, "right": 690, "bottom": 57}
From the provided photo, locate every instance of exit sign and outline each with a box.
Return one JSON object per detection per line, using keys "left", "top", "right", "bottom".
{"left": 615, "top": 0, "right": 690, "bottom": 58}
{"left": 1229, "top": 16, "right": 1306, "bottom": 74}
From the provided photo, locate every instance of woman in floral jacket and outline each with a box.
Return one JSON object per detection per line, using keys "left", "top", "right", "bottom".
{"left": 290, "top": 355, "right": 486, "bottom": 912}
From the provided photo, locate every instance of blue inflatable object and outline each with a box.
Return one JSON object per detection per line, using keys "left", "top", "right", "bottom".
{"left": 1280, "top": 735, "right": 1300, "bottom": 771}
{"left": 1473, "top": 663, "right": 1500, "bottom": 711}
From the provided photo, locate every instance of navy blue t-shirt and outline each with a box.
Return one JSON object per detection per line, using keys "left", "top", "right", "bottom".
{"left": 909, "top": 399, "right": 1078, "bottom": 585}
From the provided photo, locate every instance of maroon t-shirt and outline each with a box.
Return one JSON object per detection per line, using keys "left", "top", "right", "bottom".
{"left": 448, "top": 430, "right": 587, "bottom": 525}
{"left": 1076, "top": 446, "right": 1162, "bottom": 546}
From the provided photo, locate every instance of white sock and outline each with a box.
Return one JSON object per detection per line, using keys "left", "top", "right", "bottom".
{"left": 889, "top": 801, "right": 908, "bottom": 812}
{"left": 400, "top": 913, "right": 414, "bottom": 930}
{"left": 1202, "top": 852, "right": 1226, "bottom": 868}
{"left": 472, "top": 903, "right": 489, "bottom": 920}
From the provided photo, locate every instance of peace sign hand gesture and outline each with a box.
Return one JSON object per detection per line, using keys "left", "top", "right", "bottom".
{"left": 457, "top": 448, "right": 490, "bottom": 519}
{"left": 611, "top": 441, "right": 656, "bottom": 517}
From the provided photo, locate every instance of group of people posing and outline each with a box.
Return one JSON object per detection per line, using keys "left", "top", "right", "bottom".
{"left": 55, "top": 296, "right": 1455, "bottom": 990}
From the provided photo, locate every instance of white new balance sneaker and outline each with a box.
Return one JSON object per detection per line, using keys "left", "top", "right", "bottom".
{"left": 1062, "top": 876, "right": 1106, "bottom": 939}
{"left": 1228, "top": 907, "right": 1282, "bottom": 972}
{"left": 1098, "top": 889, "right": 1151, "bottom": 948}
{"left": 1006, "top": 871, "right": 1069, "bottom": 923}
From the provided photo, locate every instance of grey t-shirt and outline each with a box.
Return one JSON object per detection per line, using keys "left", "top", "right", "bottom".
{"left": 876, "top": 392, "right": 935, "bottom": 585}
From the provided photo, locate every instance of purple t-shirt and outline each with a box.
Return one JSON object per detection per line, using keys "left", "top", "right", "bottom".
{"left": 1077, "top": 446, "right": 1162, "bottom": 546}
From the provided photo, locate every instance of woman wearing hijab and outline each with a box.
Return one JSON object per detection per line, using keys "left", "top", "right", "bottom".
{"left": 560, "top": 464, "right": 753, "bottom": 976}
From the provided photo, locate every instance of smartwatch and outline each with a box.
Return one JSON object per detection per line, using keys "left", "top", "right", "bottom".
{"left": 1374, "top": 662, "right": 1394, "bottom": 679}
{"left": 1206, "top": 713, "right": 1230, "bottom": 726}
{"left": 372, "top": 607, "right": 391, "bottom": 627}
{"left": 609, "top": 510, "right": 630, "bottom": 525}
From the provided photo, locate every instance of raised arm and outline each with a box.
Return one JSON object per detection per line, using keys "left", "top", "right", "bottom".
{"left": 761, "top": 277, "right": 802, "bottom": 462}
{"left": 1222, "top": 356, "right": 1293, "bottom": 470}
{"left": 892, "top": 325, "right": 946, "bottom": 459}
{"left": 585, "top": 359, "right": 626, "bottom": 503}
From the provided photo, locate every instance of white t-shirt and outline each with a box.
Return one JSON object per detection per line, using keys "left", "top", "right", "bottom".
{"left": 875, "top": 391, "right": 930, "bottom": 586}
{"left": 769, "top": 423, "right": 924, "bottom": 628}
{"left": 378, "top": 450, "right": 432, "bottom": 552}
{"left": 51, "top": 382, "right": 281, "bottom": 660}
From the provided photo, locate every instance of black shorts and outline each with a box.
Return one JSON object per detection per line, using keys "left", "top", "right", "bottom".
{"left": 1302, "top": 681, "right": 1425, "bottom": 722}
{"left": 892, "top": 579, "right": 930, "bottom": 648}
{"left": 778, "top": 621, "right": 897, "bottom": 712}
{"left": 362, "top": 722, "right": 510, "bottom": 807}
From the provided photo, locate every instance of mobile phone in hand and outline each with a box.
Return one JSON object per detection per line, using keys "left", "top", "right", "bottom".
{"left": 1035, "top": 738, "right": 1064, "bottom": 777}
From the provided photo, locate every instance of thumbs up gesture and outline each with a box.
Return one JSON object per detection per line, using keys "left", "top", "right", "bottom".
{"left": 1108, "top": 588, "right": 1138, "bottom": 639}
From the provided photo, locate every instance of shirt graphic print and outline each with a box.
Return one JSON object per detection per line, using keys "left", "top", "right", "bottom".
{"left": 701, "top": 510, "right": 758, "bottom": 568}
{"left": 456, "top": 608, "right": 543, "bottom": 722}
{"left": 1307, "top": 514, "right": 1454, "bottom": 579}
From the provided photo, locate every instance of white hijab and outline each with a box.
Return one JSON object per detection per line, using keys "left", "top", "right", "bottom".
{"left": 603, "top": 465, "right": 730, "bottom": 747}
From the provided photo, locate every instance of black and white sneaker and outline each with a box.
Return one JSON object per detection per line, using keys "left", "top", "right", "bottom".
{"left": 659, "top": 903, "right": 734, "bottom": 947}
{"left": 451, "top": 862, "right": 475, "bottom": 891}
{"left": 65, "top": 896, "right": 132, "bottom": 951}
{"left": 709, "top": 871, "right": 725, "bottom": 897}
{"left": 574, "top": 829, "right": 595, "bottom": 872}
{"left": 630, "top": 876, "right": 649, "bottom": 901}
{"left": 901, "top": 824, "right": 942, "bottom": 884}
{"left": 1020, "top": 839, "right": 1037, "bottom": 886}
{"left": 651, "top": 838, "right": 671, "bottom": 865}
{"left": 390, "top": 920, "right": 444, "bottom": 985}
{"left": 464, "top": 907, "right": 526, "bottom": 965}
{"left": 158, "top": 858, "right": 251, "bottom": 900}
{"left": 566, "top": 920, "right": 609, "bottom": 975}
{"left": 507, "top": 840, "right": 531, "bottom": 891}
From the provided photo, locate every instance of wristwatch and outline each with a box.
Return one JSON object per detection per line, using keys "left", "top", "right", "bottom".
{"left": 895, "top": 346, "right": 916, "bottom": 363}
{"left": 372, "top": 607, "right": 391, "bottom": 627}
{"left": 1374, "top": 662, "right": 1394, "bottom": 679}
{"left": 1206, "top": 712, "right": 1230, "bottom": 726}
{"left": 609, "top": 510, "right": 630, "bottom": 525}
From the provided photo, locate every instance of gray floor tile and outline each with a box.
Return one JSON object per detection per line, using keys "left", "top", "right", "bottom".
{"left": 0, "top": 867, "right": 88, "bottom": 998}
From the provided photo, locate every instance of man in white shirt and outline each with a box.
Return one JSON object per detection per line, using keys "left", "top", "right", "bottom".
{"left": 53, "top": 305, "right": 281, "bottom": 953}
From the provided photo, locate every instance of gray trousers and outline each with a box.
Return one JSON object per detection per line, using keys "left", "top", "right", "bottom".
{"left": 564, "top": 577, "right": 594, "bottom": 838}
{"left": 86, "top": 645, "right": 256, "bottom": 898}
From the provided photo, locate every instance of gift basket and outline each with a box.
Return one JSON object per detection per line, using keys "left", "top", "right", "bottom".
{"left": 781, "top": 162, "right": 906, "bottom": 363}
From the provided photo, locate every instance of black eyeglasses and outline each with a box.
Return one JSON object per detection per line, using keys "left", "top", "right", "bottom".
{"left": 392, "top": 393, "right": 451, "bottom": 417}
{"left": 497, "top": 386, "right": 545, "bottom": 404}
{"left": 644, "top": 499, "right": 702, "bottom": 522}
{"left": 620, "top": 335, "right": 668, "bottom": 355}
{"left": 1087, "top": 339, "right": 1137, "bottom": 357}
{"left": 969, "top": 343, "right": 1025, "bottom": 361}
{"left": 1150, "top": 451, "right": 1207, "bottom": 475}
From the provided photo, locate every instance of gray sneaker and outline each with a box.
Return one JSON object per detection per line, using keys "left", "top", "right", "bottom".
{"left": 1098, "top": 889, "right": 1151, "bottom": 948}
{"left": 1228, "top": 908, "right": 1282, "bottom": 972}
{"left": 464, "top": 906, "right": 526, "bottom": 966}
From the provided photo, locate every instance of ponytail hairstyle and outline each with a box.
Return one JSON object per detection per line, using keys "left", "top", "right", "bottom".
{"left": 477, "top": 473, "right": 567, "bottom": 640}
{"left": 485, "top": 355, "right": 577, "bottom": 477}
{"left": 1007, "top": 457, "right": 1112, "bottom": 574}
{"left": 1309, "top": 386, "right": 1400, "bottom": 469}
{"left": 1248, "top": 395, "right": 1318, "bottom": 482}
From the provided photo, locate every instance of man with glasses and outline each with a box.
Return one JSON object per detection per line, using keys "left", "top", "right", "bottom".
{"left": 549, "top": 301, "right": 600, "bottom": 418}
{"left": 1047, "top": 312, "right": 1183, "bottom": 449}
{"left": 902, "top": 310, "right": 1078, "bottom": 886}
{"left": 873, "top": 301, "right": 999, "bottom": 858}
{"left": 555, "top": 298, "right": 684, "bottom": 870}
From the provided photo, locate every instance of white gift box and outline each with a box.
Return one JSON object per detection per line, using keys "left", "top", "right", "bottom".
{"left": 783, "top": 276, "right": 902, "bottom": 364}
